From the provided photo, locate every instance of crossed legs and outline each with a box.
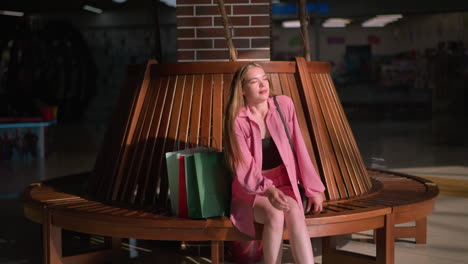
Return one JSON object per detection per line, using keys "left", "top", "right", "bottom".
{"left": 254, "top": 195, "right": 314, "bottom": 264}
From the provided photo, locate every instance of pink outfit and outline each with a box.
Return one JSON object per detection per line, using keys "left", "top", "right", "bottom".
{"left": 259, "top": 165, "right": 295, "bottom": 201}
{"left": 230, "top": 95, "right": 326, "bottom": 237}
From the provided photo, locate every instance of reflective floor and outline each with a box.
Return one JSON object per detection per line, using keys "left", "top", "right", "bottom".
{"left": 1, "top": 113, "right": 468, "bottom": 263}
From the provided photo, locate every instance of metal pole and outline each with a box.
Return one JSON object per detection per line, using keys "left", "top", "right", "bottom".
{"left": 314, "top": 13, "right": 321, "bottom": 61}
{"left": 152, "top": 0, "right": 162, "bottom": 62}
{"left": 217, "top": 0, "right": 238, "bottom": 61}
{"left": 299, "top": 0, "right": 311, "bottom": 61}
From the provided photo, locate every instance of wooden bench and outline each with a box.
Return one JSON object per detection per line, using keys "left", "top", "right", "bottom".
{"left": 21, "top": 58, "right": 438, "bottom": 264}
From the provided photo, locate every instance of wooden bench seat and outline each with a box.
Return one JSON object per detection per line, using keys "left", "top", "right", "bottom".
{"left": 21, "top": 58, "right": 438, "bottom": 264}
{"left": 21, "top": 169, "right": 438, "bottom": 264}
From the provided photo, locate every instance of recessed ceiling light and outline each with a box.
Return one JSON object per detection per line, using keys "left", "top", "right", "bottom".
{"left": 376, "top": 14, "right": 403, "bottom": 20}
{"left": 322, "top": 18, "right": 351, "bottom": 28}
{"left": 282, "top": 20, "right": 300, "bottom": 28}
{"left": 83, "top": 5, "right": 103, "bottom": 14}
{"left": 112, "top": 0, "right": 127, "bottom": 3}
{"left": 0, "top": 10, "right": 24, "bottom": 17}
{"left": 362, "top": 14, "right": 403, "bottom": 27}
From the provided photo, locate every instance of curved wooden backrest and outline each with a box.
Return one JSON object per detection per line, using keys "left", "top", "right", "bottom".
{"left": 296, "top": 57, "right": 372, "bottom": 200}
{"left": 87, "top": 58, "right": 371, "bottom": 209}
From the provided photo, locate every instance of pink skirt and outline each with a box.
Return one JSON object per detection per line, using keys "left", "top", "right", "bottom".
{"left": 260, "top": 164, "right": 296, "bottom": 200}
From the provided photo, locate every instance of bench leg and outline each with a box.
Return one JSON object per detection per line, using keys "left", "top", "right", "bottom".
{"left": 376, "top": 214, "right": 395, "bottom": 264}
{"left": 321, "top": 236, "right": 337, "bottom": 264}
{"left": 43, "top": 207, "right": 63, "bottom": 264}
{"left": 111, "top": 237, "right": 124, "bottom": 264}
{"left": 43, "top": 207, "right": 124, "bottom": 264}
{"left": 322, "top": 236, "right": 375, "bottom": 264}
{"left": 376, "top": 216, "right": 427, "bottom": 244}
{"left": 322, "top": 214, "right": 395, "bottom": 264}
{"left": 415, "top": 217, "right": 427, "bottom": 244}
{"left": 211, "top": 241, "right": 224, "bottom": 264}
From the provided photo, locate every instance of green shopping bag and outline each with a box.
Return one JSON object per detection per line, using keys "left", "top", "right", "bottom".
{"left": 184, "top": 154, "right": 202, "bottom": 218}
{"left": 192, "top": 152, "right": 230, "bottom": 218}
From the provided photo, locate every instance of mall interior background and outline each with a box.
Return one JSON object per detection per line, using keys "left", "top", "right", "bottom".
{"left": 0, "top": 0, "right": 467, "bottom": 263}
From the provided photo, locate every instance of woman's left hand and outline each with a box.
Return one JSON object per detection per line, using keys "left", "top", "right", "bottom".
{"left": 305, "top": 194, "right": 323, "bottom": 214}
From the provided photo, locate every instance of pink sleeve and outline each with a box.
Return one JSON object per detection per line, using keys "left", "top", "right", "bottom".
{"left": 234, "top": 119, "right": 275, "bottom": 195}
{"left": 286, "top": 97, "right": 326, "bottom": 197}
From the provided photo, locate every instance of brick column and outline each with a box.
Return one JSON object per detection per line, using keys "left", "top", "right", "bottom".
{"left": 176, "top": 0, "right": 271, "bottom": 62}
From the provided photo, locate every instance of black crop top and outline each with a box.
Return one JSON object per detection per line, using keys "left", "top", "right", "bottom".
{"left": 262, "top": 137, "right": 283, "bottom": 170}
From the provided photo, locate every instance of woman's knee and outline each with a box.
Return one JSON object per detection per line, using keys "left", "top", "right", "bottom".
{"left": 285, "top": 198, "right": 305, "bottom": 220}
{"left": 264, "top": 209, "right": 284, "bottom": 230}
{"left": 254, "top": 196, "right": 285, "bottom": 228}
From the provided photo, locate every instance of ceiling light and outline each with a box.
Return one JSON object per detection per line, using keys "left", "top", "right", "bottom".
{"left": 376, "top": 14, "right": 403, "bottom": 20}
{"left": 362, "top": 18, "right": 387, "bottom": 27}
{"left": 0, "top": 10, "right": 24, "bottom": 17}
{"left": 362, "top": 14, "right": 402, "bottom": 27}
{"left": 112, "top": 0, "right": 127, "bottom": 3}
{"left": 83, "top": 5, "right": 103, "bottom": 14}
{"left": 282, "top": 20, "right": 300, "bottom": 28}
{"left": 322, "top": 18, "right": 351, "bottom": 28}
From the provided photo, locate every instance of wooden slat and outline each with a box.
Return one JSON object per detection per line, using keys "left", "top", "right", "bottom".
{"left": 164, "top": 74, "right": 188, "bottom": 162}
{"left": 91, "top": 64, "right": 146, "bottom": 198}
{"left": 136, "top": 75, "right": 167, "bottom": 204}
{"left": 132, "top": 76, "right": 175, "bottom": 204}
{"left": 92, "top": 67, "right": 138, "bottom": 199}
{"left": 109, "top": 70, "right": 163, "bottom": 202}
{"left": 188, "top": 74, "right": 204, "bottom": 146}
{"left": 200, "top": 74, "right": 213, "bottom": 145}
{"left": 269, "top": 73, "right": 282, "bottom": 95}
{"left": 178, "top": 75, "right": 195, "bottom": 150}
{"left": 278, "top": 73, "right": 291, "bottom": 97}
{"left": 222, "top": 73, "right": 232, "bottom": 114}
{"left": 152, "top": 75, "right": 187, "bottom": 206}
{"left": 322, "top": 73, "right": 372, "bottom": 190}
{"left": 65, "top": 202, "right": 102, "bottom": 210}
{"left": 294, "top": 58, "right": 335, "bottom": 198}
{"left": 312, "top": 82, "right": 349, "bottom": 199}
{"left": 121, "top": 73, "right": 162, "bottom": 202}
{"left": 140, "top": 74, "right": 171, "bottom": 204}
{"left": 316, "top": 72, "right": 366, "bottom": 194}
{"left": 316, "top": 72, "right": 357, "bottom": 194}
{"left": 86, "top": 205, "right": 118, "bottom": 213}
{"left": 212, "top": 74, "right": 224, "bottom": 151}
{"left": 286, "top": 73, "right": 319, "bottom": 171}
{"left": 307, "top": 61, "right": 331, "bottom": 73}
{"left": 295, "top": 57, "right": 344, "bottom": 200}
{"left": 299, "top": 57, "right": 375, "bottom": 199}
{"left": 309, "top": 72, "right": 355, "bottom": 197}
{"left": 152, "top": 75, "right": 179, "bottom": 206}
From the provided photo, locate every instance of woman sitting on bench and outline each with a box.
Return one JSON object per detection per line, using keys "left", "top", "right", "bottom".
{"left": 224, "top": 63, "right": 326, "bottom": 264}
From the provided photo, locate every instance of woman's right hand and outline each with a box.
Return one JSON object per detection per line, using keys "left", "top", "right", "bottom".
{"left": 265, "top": 187, "right": 290, "bottom": 211}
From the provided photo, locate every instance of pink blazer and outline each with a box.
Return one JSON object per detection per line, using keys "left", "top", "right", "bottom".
{"left": 230, "top": 95, "right": 325, "bottom": 237}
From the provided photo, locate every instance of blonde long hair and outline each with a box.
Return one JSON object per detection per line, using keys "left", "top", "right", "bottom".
{"left": 223, "top": 63, "right": 274, "bottom": 174}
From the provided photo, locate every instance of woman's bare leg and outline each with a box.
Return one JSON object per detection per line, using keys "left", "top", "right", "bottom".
{"left": 284, "top": 196, "right": 314, "bottom": 264}
{"left": 254, "top": 196, "right": 284, "bottom": 264}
